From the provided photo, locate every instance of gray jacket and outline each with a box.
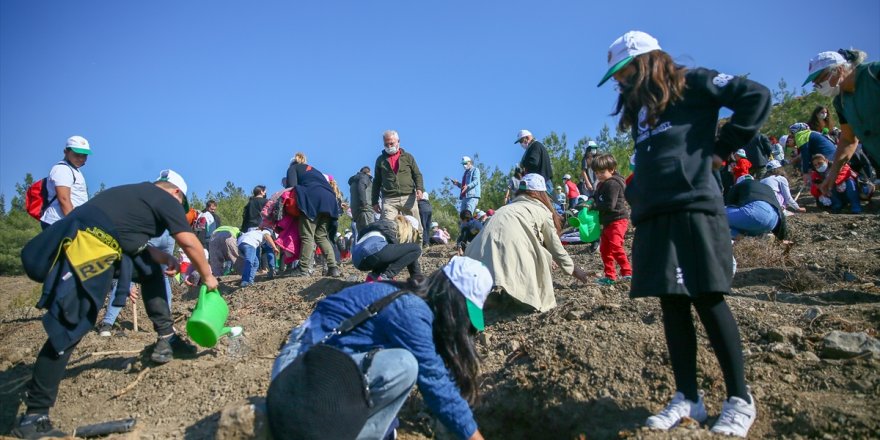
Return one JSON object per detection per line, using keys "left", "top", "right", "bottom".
{"left": 348, "top": 171, "right": 373, "bottom": 211}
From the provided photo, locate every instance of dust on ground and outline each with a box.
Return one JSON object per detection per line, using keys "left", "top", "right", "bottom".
{"left": 1, "top": 205, "right": 878, "bottom": 439}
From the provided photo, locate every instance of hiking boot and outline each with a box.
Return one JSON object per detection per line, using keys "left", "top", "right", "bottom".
{"left": 587, "top": 241, "right": 600, "bottom": 254}
{"left": 327, "top": 266, "right": 342, "bottom": 278}
{"left": 151, "top": 334, "right": 198, "bottom": 364}
{"left": 646, "top": 391, "right": 708, "bottom": 430}
{"left": 620, "top": 275, "right": 633, "bottom": 282}
{"left": 288, "top": 267, "right": 314, "bottom": 278}
{"left": 595, "top": 277, "right": 616, "bottom": 286}
{"left": 710, "top": 394, "right": 757, "bottom": 437}
{"left": 98, "top": 323, "right": 113, "bottom": 337}
{"left": 10, "top": 413, "right": 67, "bottom": 439}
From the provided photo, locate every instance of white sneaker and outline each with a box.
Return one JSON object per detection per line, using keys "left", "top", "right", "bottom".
{"left": 711, "top": 394, "right": 757, "bottom": 437}
{"left": 645, "top": 391, "right": 708, "bottom": 430}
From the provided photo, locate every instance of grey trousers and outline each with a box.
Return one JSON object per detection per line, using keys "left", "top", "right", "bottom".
{"left": 298, "top": 214, "right": 338, "bottom": 271}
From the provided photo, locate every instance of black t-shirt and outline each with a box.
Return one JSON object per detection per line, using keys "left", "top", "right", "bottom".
{"left": 87, "top": 182, "right": 192, "bottom": 254}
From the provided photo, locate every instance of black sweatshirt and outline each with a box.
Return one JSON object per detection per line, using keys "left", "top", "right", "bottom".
{"left": 725, "top": 179, "right": 787, "bottom": 239}
{"left": 593, "top": 174, "right": 629, "bottom": 225}
{"left": 625, "top": 68, "right": 771, "bottom": 224}
{"left": 520, "top": 140, "right": 553, "bottom": 183}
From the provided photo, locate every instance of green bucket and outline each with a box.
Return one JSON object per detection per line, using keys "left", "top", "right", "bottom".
{"left": 186, "top": 286, "right": 233, "bottom": 348}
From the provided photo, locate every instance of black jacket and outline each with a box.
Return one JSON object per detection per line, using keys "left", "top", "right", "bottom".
{"left": 743, "top": 133, "right": 772, "bottom": 168}
{"left": 725, "top": 179, "right": 787, "bottom": 240}
{"left": 241, "top": 196, "right": 268, "bottom": 231}
{"left": 593, "top": 174, "right": 629, "bottom": 225}
{"left": 348, "top": 171, "right": 373, "bottom": 212}
{"left": 625, "top": 68, "right": 771, "bottom": 224}
{"left": 358, "top": 219, "right": 400, "bottom": 244}
{"left": 520, "top": 140, "right": 553, "bottom": 183}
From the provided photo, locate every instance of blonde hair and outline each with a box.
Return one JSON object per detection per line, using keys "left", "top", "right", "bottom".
{"left": 395, "top": 215, "right": 421, "bottom": 244}
{"left": 328, "top": 179, "right": 343, "bottom": 201}
{"left": 293, "top": 152, "right": 308, "bottom": 164}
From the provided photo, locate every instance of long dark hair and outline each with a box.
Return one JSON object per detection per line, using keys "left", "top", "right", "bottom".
{"left": 807, "top": 105, "right": 832, "bottom": 132}
{"left": 514, "top": 189, "right": 563, "bottom": 234}
{"left": 387, "top": 272, "right": 480, "bottom": 404}
{"left": 613, "top": 50, "right": 687, "bottom": 132}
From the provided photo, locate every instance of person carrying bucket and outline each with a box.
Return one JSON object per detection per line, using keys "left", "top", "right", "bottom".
{"left": 14, "top": 170, "right": 218, "bottom": 439}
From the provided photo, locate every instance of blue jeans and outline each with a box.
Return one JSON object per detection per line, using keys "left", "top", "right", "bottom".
{"left": 830, "top": 178, "right": 862, "bottom": 213}
{"left": 271, "top": 323, "right": 418, "bottom": 440}
{"left": 726, "top": 201, "right": 779, "bottom": 238}
{"left": 239, "top": 243, "right": 259, "bottom": 284}
{"left": 260, "top": 241, "right": 276, "bottom": 276}
{"left": 102, "top": 275, "right": 172, "bottom": 326}
{"left": 459, "top": 197, "right": 479, "bottom": 215}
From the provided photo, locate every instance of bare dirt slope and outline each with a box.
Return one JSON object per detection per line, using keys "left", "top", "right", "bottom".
{"left": 0, "top": 209, "right": 878, "bottom": 439}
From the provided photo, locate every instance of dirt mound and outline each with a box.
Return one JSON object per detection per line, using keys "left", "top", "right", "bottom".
{"left": 1, "top": 208, "right": 878, "bottom": 439}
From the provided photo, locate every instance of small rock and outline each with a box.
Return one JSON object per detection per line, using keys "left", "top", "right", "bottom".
{"left": 596, "top": 321, "right": 611, "bottom": 331}
{"left": 782, "top": 374, "right": 797, "bottom": 384}
{"left": 768, "top": 326, "right": 804, "bottom": 343}
{"left": 565, "top": 309, "right": 586, "bottom": 321}
{"left": 797, "top": 351, "right": 820, "bottom": 362}
{"left": 849, "top": 231, "right": 858, "bottom": 237}
{"left": 821, "top": 331, "right": 880, "bottom": 359}
{"left": 807, "top": 262, "right": 823, "bottom": 270}
{"left": 843, "top": 272, "right": 858, "bottom": 282}
{"left": 769, "top": 343, "right": 797, "bottom": 359}
{"left": 216, "top": 400, "right": 269, "bottom": 440}
{"left": 802, "top": 307, "right": 823, "bottom": 322}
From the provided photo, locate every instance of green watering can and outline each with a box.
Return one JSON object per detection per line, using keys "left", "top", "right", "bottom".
{"left": 568, "top": 208, "right": 601, "bottom": 243}
{"left": 186, "top": 286, "right": 241, "bottom": 348}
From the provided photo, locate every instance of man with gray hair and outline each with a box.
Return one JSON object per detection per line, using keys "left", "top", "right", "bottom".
{"left": 372, "top": 130, "right": 424, "bottom": 227}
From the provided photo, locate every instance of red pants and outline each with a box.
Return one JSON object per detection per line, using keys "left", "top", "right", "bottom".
{"left": 600, "top": 219, "right": 632, "bottom": 279}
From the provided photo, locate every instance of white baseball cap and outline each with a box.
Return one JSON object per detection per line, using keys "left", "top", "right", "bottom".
{"left": 156, "top": 169, "right": 190, "bottom": 211}
{"left": 587, "top": 140, "right": 599, "bottom": 149}
{"left": 442, "top": 256, "right": 493, "bottom": 331}
{"left": 736, "top": 175, "right": 754, "bottom": 185}
{"left": 66, "top": 136, "right": 91, "bottom": 155}
{"left": 803, "top": 51, "right": 846, "bottom": 86}
{"left": 461, "top": 156, "right": 472, "bottom": 164}
{"left": 766, "top": 160, "right": 782, "bottom": 170}
{"left": 514, "top": 129, "right": 533, "bottom": 144}
{"left": 562, "top": 174, "right": 572, "bottom": 180}
{"left": 598, "top": 30, "right": 662, "bottom": 87}
{"left": 519, "top": 173, "right": 547, "bottom": 192}
{"left": 735, "top": 149, "right": 747, "bottom": 158}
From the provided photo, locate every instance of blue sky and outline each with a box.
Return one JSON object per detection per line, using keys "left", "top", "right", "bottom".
{"left": 2, "top": 0, "right": 878, "bottom": 207}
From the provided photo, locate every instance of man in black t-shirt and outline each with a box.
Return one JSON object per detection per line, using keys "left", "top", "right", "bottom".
{"left": 515, "top": 129, "right": 554, "bottom": 189}
{"left": 14, "top": 170, "right": 218, "bottom": 439}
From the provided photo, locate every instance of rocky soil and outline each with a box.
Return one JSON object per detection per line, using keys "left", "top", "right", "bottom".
{"left": 0, "top": 206, "right": 878, "bottom": 439}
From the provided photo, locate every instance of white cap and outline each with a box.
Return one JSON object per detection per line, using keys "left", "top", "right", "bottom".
{"left": 803, "top": 51, "right": 846, "bottom": 86}
{"left": 156, "top": 169, "right": 190, "bottom": 210}
{"left": 587, "top": 140, "right": 599, "bottom": 149}
{"left": 562, "top": 174, "right": 571, "bottom": 180}
{"left": 779, "top": 135, "right": 789, "bottom": 146}
{"left": 461, "top": 156, "right": 472, "bottom": 164}
{"left": 442, "top": 256, "right": 493, "bottom": 331}
{"left": 735, "top": 175, "right": 754, "bottom": 185}
{"left": 430, "top": 221, "right": 439, "bottom": 228}
{"left": 735, "top": 149, "right": 747, "bottom": 158}
{"left": 420, "top": 192, "right": 429, "bottom": 201}
{"left": 514, "top": 129, "right": 533, "bottom": 144}
{"left": 66, "top": 135, "right": 91, "bottom": 155}
{"left": 519, "top": 173, "right": 547, "bottom": 192}
{"left": 598, "top": 30, "right": 661, "bottom": 86}
{"left": 766, "top": 160, "right": 782, "bottom": 170}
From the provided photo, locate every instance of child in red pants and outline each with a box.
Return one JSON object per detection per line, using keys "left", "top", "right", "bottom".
{"left": 591, "top": 154, "right": 632, "bottom": 285}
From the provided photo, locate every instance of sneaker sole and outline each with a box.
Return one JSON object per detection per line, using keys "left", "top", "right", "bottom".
{"left": 151, "top": 353, "right": 173, "bottom": 364}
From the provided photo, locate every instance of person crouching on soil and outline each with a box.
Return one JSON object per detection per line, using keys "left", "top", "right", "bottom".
{"left": 759, "top": 160, "right": 805, "bottom": 214}
{"left": 455, "top": 209, "right": 483, "bottom": 254}
{"left": 351, "top": 215, "right": 422, "bottom": 282}
{"left": 725, "top": 175, "right": 787, "bottom": 240}
{"left": 590, "top": 154, "right": 632, "bottom": 285}
{"left": 268, "top": 256, "right": 491, "bottom": 440}
{"left": 14, "top": 170, "right": 218, "bottom": 439}
{"left": 597, "top": 30, "right": 770, "bottom": 436}
{"left": 810, "top": 153, "right": 862, "bottom": 214}
{"left": 464, "top": 173, "right": 590, "bottom": 312}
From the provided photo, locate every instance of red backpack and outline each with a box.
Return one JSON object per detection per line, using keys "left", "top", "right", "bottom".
{"left": 25, "top": 162, "right": 76, "bottom": 221}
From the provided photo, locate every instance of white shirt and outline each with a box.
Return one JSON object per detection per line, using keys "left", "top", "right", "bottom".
{"left": 237, "top": 230, "right": 270, "bottom": 248}
{"left": 41, "top": 161, "right": 88, "bottom": 225}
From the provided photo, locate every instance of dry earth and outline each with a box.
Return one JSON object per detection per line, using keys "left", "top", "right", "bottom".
{"left": 0, "top": 204, "right": 878, "bottom": 439}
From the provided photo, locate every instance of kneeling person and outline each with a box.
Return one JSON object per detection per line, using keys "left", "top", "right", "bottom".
{"left": 14, "top": 170, "right": 218, "bottom": 439}
{"left": 352, "top": 215, "right": 422, "bottom": 281}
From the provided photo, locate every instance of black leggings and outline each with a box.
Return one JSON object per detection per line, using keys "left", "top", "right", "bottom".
{"left": 357, "top": 243, "right": 422, "bottom": 279}
{"left": 660, "top": 294, "right": 748, "bottom": 402}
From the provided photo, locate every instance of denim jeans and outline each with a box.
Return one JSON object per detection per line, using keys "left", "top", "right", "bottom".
{"left": 260, "top": 241, "right": 276, "bottom": 276}
{"left": 830, "top": 178, "right": 862, "bottom": 213}
{"left": 239, "top": 243, "right": 259, "bottom": 284}
{"left": 271, "top": 323, "right": 418, "bottom": 440}
{"left": 726, "top": 201, "right": 779, "bottom": 238}
{"left": 459, "top": 197, "right": 479, "bottom": 215}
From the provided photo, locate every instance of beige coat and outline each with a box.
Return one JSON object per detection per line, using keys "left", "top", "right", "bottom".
{"left": 465, "top": 195, "right": 574, "bottom": 312}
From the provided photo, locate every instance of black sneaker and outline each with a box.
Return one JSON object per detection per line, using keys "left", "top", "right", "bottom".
{"left": 98, "top": 323, "right": 113, "bottom": 337}
{"left": 151, "top": 334, "right": 198, "bottom": 364}
{"left": 10, "top": 414, "right": 67, "bottom": 439}
{"left": 327, "top": 267, "right": 342, "bottom": 278}
{"left": 288, "top": 267, "right": 314, "bottom": 278}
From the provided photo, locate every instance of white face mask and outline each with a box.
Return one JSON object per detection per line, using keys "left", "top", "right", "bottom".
{"left": 384, "top": 145, "right": 399, "bottom": 155}
{"left": 816, "top": 163, "right": 829, "bottom": 173}
{"left": 819, "top": 111, "right": 828, "bottom": 120}
{"left": 463, "top": 163, "right": 471, "bottom": 170}
{"left": 519, "top": 139, "right": 529, "bottom": 149}
{"left": 815, "top": 68, "right": 842, "bottom": 97}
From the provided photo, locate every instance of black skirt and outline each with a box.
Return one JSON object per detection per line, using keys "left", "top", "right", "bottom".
{"left": 630, "top": 211, "right": 732, "bottom": 299}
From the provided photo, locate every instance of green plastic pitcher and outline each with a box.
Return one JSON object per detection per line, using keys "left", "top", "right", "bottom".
{"left": 186, "top": 286, "right": 232, "bottom": 348}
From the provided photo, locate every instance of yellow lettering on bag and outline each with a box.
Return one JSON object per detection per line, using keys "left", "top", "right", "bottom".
{"left": 64, "top": 229, "right": 122, "bottom": 281}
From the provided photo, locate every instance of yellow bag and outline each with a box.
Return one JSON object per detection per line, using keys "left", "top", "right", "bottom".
{"left": 64, "top": 228, "right": 121, "bottom": 281}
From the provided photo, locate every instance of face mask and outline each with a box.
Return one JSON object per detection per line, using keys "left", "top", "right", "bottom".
{"left": 520, "top": 140, "right": 529, "bottom": 149}
{"left": 463, "top": 163, "right": 471, "bottom": 170}
{"left": 816, "top": 163, "right": 828, "bottom": 173}
{"left": 815, "top": 70, "right": 841, "bottom": 97}
{"left": 384, "top": 145, "right": 399, "bottom": 155}
{"left": 819, "top": 111, "right": 828, "bottom": 120}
